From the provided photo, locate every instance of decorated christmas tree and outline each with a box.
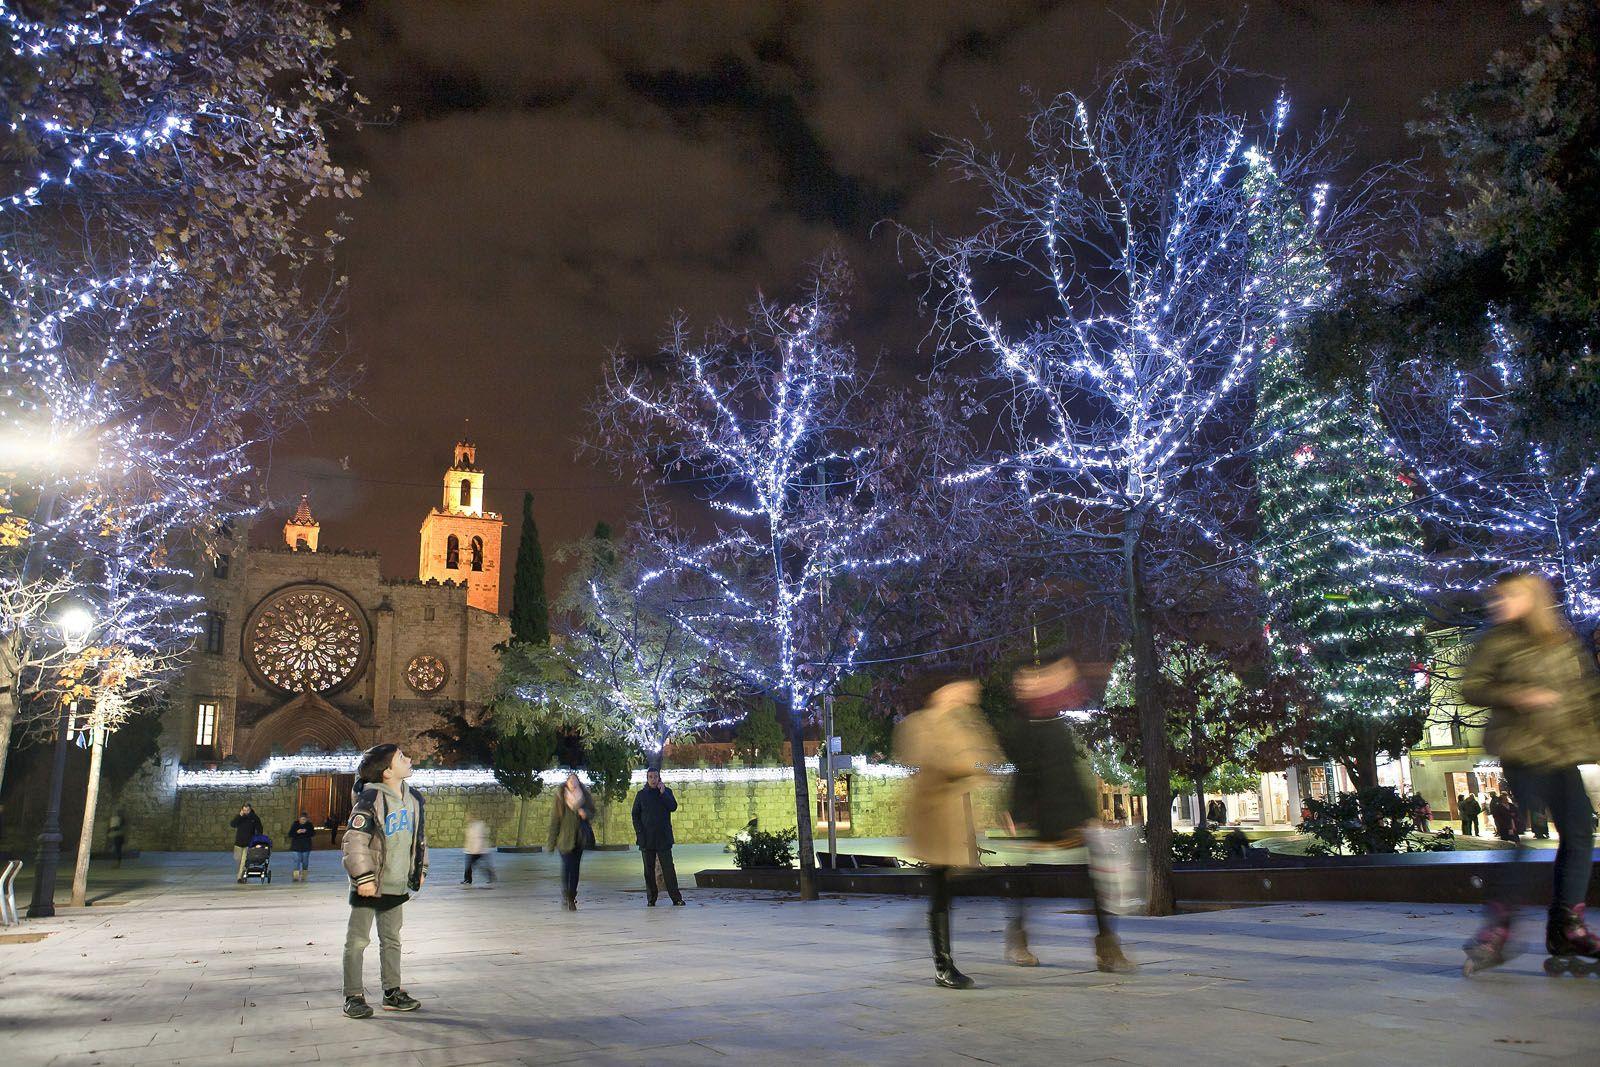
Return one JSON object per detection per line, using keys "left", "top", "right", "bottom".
{"left": 1249, "top": 160, "right": 1429, "bottom": 790}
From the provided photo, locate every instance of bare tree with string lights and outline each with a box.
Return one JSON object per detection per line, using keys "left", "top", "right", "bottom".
{"left": 0, "top": 0, "right": 365, "bottom": 791}
{"left": 912, "top": 21, "right": 1391, "bottom": 913}
{"left": 592, "top": 261, "right": 917, "bottom": 900}
{"left": 496, "top": 535, "right": 738, "bottom": 766}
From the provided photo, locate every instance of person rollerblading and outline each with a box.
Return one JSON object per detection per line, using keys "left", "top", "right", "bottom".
{"left": 1543, "top": 903, "right": 1600, "bottom": 975}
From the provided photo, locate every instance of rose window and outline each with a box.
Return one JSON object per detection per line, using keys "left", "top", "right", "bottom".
{"left": 406, "top": 654, "right": 448, "bottom": 695}
{"left": 244, "top": 586, "right": 367, "bottom": 693}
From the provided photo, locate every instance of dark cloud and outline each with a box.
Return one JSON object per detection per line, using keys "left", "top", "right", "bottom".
{"left": 283, "top": 0, "right": 1532, "bottom": 605}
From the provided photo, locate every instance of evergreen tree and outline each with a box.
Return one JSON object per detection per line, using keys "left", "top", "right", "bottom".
{"left": 510, "top": 491, "right": 550, "bottom": 645}
{"left": 1250, "top": 162, "right": 1429, "bottom": 790}
{"left": 732, "top": 698, "right": 785, "bottom": 765}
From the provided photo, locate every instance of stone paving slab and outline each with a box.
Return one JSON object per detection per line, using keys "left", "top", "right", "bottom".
{"left": 2, "top": 849, "right": 1598, "bottom": 1066}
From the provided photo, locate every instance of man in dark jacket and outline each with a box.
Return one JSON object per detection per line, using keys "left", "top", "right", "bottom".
{"left": 1459, "top": 793, "right": 1482, "bottom": 836}
{"left": 632, "top": 769, "right": 684, "bottom": 906}
{"left": 229, "top": 803, "right": 264, "bottom": 883}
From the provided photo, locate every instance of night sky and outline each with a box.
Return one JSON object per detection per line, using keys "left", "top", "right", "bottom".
{"left": 269, "top": 0, "right": 1531, "bottom": 606}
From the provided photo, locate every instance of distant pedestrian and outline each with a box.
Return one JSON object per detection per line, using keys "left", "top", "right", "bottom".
{"left": 632, "top": 768, "right": 685, "bottom": 906}
{"left": 1529, "top": 803, "right": 1551, "bottom": 839}
{"left": 462, "top": 819, "right": 496, "bottom": 887}
{"left": 229, "top": 803, "right": 264, "bottom": 883}
{"left": 548, "top": 772, "right": 595, "bottom": 911}
{"left": 895, "top": 671, "right": 1002, "bottom": 990}
{"left": 1458, "top": 793, "right": 1481, "bottom": 837}
{"left": 1460, "top": 572, "right": 1600, "bottom": 975}
{"left": 341, "top": 744, "right": 428, "bottom": 1018}
{"left": 1413, "top": 800, "right": 1431, "bottom": 833}
{"left": 324, "top": 812, "right": 342, "bottom": 847}
{"left": 1490, "top": 793, "right": 1518, "bottom": 842}
{"left": 289, "top": 812, "right": 317, "bottom": 881}
{"left": 1004, "top": 657, "right": 1134, "bottom": 973}
{"left": 108, "top": 809, "right": 127, "bottom": 866}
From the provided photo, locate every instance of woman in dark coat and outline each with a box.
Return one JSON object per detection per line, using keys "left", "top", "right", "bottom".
{"left": 288, "top": 812, "right": 318, "bottom": 881}
{"left": 547, "top": 772, "right": 596, "bottom": 910}
{"left": 1006, "top": 658, "right": 1134, "bottom": 973}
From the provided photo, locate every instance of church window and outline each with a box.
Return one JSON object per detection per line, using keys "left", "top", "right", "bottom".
{"left": 424, "top": 606, "right": 436, "bottom": 621}
{"left": 194, "top": 701, "right": 217, "bottom": 749}
{"left": 204, "top": 612, "right": 225, "bottom": 654}
{"left": 295, "top": 536, "right": 309, "bottom": 551}
{"left": 470, "top": 536, "right": 484, "bottom": 572}
{"left": 459, "top": 478, "right": 472, "bottom": 508}
{"left": 445, "top": 534, "right": 460, "bottom": 569}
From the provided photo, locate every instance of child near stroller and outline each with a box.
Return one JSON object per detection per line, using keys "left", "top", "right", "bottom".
{"left": 242, "top": 833, "right": 274, "bottom": 884}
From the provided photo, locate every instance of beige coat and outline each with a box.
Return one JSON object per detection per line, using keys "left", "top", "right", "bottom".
{"left": 893, "top": 684, "right": 1003, "bottom": 868}
{"left": 1461, "top": 622, "right": 1600, "bottom": 769}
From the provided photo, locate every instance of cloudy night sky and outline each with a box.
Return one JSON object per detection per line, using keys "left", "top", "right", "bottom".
{"left": 270, "top": 0, "right": 1532, "bottom": 603}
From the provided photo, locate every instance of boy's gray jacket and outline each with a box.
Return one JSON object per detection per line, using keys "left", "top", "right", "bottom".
{"left": 341, "top": 783, "right": 429, "bottom": 891}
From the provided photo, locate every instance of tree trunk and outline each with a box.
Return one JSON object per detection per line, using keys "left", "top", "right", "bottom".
{"left": 515, "top": 795, "right": 528, "bottom": 847}
{"left": 782, "top": 693, "right": 818, "bottom": 900}
{"left": 1342, "top": 724, "right": 1380, "bottom": 792}
{"left": 0, "top": 680, "right": 16, "bottom": 801}
{"left": 1195, "top": 786, "right": 1208, "bottom": 831}
{"left": 71, "top": 723, "right": 106, "bottom": 907}
{"left": 1124, "top": 520, "right": 1174, "bottom": 916}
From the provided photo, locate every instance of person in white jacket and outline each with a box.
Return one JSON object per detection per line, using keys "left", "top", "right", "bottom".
{"left": 462, "top": 819, "right": 495, "bottom": 887}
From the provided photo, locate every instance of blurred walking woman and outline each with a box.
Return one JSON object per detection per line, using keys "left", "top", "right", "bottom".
{"left": 548, "top": 772, "right": 596, "bottom": 911}
{"left": 894, "top": 673, "right": 1002, "bottom": 989}
{"left": 1461, "top": 572, "right": 1600, "bottom": 974}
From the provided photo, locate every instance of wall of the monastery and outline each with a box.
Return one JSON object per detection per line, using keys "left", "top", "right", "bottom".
{"left": 104, "top": 770, "right": 1009, "bottom": 853}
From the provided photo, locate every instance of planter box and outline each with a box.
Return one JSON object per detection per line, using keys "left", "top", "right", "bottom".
{"left": 697, "top": 849, "right": 1600, "bottom": 906}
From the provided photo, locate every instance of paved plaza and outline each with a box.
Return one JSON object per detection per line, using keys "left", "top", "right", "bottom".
{"left": 2, "top": 848, "right": 1597, "bottom": 1066}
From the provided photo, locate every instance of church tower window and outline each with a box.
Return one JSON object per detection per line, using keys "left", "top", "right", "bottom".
{"left": 459, "top": 478, "right": 472, "bottom": 507}
{"left": 446, "top": 534, "right": 460, "bottom": 570}
{"left": 470, "top": 536, "right": 484, "bottom": 572}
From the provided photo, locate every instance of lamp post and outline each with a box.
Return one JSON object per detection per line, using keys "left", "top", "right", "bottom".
{"left": 27, "top": 604, "right": 95, "bottom": 919}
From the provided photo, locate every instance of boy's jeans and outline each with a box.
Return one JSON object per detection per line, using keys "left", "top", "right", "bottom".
{"left": 343, "top": 903, "right": 403, "bottom": 997}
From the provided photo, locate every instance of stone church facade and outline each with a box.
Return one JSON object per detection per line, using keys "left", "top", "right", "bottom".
{"left": 172, "top": 439, "right": 509, "bottom": 770}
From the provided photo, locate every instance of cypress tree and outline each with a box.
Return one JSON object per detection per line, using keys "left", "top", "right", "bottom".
{"left": 510, "top": 491, "right": 550, "bottom": 645}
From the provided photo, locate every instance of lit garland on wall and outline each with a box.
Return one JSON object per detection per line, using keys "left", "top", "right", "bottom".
{"left": 174, "top": 754, "right": 916, "bottom": 790}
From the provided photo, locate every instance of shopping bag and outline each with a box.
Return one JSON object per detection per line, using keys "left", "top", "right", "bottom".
{"left": 1087, "top": 824, "right": 1147, "bottom": 915}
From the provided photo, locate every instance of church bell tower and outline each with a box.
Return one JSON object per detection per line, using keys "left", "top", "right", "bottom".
{"left": 418, "top": 439, "right": 504, "bottom": 613}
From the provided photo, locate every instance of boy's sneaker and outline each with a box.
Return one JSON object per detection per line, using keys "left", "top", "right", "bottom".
{"left": 342, "top": 996, "right": 374, "bottom": 1019}
{"left": 382, "top": 988, "right": 421, "bottom": 1012}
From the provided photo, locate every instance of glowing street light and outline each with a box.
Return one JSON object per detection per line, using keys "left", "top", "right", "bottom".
{"left": 56, "top": 604, "right": 95, "bottom": 649}
{"left": 28, "top": 602, "right": 97, "bottom": 918}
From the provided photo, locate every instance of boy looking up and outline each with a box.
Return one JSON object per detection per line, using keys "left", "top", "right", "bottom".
{"left": 341, "top": 744, "right": 428, "bottom": 1018}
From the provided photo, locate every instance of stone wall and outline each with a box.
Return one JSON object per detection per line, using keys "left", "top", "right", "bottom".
{"left": 93, "top": 766, "right": 1011, "bottom": 854}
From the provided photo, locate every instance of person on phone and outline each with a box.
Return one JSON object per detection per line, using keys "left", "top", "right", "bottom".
{"left": 229, "top": 803, "right": 263, "bottom": 883}
{"left": 340, "top": 744, "right": 428, "bottom": 1018}
{"left": 1460, "top": 572, "right": 1600, "bottom": 974}
{"left": 548, "top": 771, "right": 595, "bottom": 911}
{"left": 632, "top": 768, "right": 685, "bottom": 906}
{"left": 288, "top": 811, "right": 317, "bottom": 881}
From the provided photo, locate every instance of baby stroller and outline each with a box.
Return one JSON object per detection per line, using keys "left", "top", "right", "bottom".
{"left": 242, "top": 833, "right": 273, "bottom": 884}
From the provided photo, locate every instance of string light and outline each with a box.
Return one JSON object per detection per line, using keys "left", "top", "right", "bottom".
{"left": 175, "top": 754, "right": 917, "bottom": 790}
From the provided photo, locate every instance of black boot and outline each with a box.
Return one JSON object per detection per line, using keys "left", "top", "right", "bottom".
{"left": 930, "top": 908, "right": 975, "bottom": 989}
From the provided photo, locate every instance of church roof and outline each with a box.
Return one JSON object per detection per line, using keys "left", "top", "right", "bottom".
{"left": 288, "top": 494, "right": 320, "bottom": 528}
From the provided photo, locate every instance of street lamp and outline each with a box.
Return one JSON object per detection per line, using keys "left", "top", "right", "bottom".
{"left": 27, "top": 604, "right": 96, "bottom": 919}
